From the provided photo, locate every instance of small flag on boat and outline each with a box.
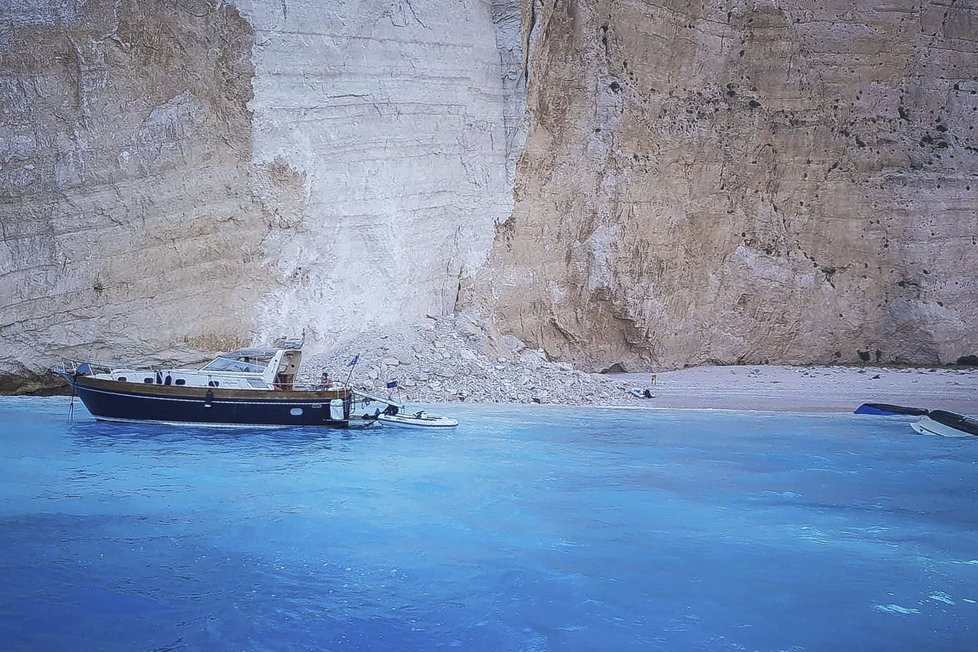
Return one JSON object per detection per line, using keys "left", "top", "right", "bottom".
{"left": 386, "top": 380, "right": 398, "bottom": 388}
{"left": 347, "top": 354, "right": 359, "bottom": 367}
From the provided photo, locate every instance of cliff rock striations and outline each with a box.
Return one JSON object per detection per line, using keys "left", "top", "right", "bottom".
{"left": 230, "top": 0, "right": 518, "bottom": 346}
{"left": 0, "top": 0, "right": 521, "bottom": 390}
{"left": 0, "top": 0, "right": 268, "bottom": 391}
{"left": 470, "top": 0, "right": 978, "bottom": 371}
{"left": 1, "top": 0, "right": 976, "bottom": 393}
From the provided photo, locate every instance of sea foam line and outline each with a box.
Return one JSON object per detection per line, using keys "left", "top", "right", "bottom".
{"left": 873, "top": 603, "right": 920, "bottom": 615}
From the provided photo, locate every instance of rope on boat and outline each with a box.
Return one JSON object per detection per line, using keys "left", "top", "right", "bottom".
{"left": 68, "top": 378, "right": 76, "bottom": 422}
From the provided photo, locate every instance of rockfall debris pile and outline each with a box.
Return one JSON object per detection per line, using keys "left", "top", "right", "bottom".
{"left": 300, "top": 312, "right": 655, "bottom": 406}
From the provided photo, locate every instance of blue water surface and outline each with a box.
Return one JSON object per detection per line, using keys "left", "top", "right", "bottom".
{"left": 1, "top": 398, "right": 976, "bottom": 651}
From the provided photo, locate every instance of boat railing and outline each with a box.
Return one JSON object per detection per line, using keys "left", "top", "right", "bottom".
{"left": 351, "top": 389, "right": 404, "bottom": 411}
{"left": 273, "top": 381, "right": 348, "bottom": 393}
{"left": 52, "top": 359, "right": 112, "bottom": 377}
{"left": 273, "top": 332, "right": 305, "bottom": 350}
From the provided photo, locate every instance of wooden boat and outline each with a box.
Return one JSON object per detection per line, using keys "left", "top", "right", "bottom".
{"left": 910, "top": 410, "right": 978, "bottom": 438}
{"left": 51, "top": 339, "right": 376, "bottom": 429}
{"left": 854, "top": 403, "right": 929, "bottom": 416}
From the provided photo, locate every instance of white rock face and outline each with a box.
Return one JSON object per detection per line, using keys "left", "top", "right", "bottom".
{"left": 232, "top": 0, "right": 521, "bottom": 351}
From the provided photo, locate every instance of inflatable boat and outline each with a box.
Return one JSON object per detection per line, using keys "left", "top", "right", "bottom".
{"left": 377, "top": 410, "right": 459, "bottom": 428}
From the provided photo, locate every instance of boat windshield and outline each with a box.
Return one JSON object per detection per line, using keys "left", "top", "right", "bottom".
{"left": 200, "top": 357, "right": 267, "bottom": 373}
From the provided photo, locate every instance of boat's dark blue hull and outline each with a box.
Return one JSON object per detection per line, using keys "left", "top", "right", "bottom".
{"left": 925, "top": 410, "right": 978, "bottom": 436}
{"left": 71, "top": 377, "right": 353, "bottom": 428}
{"left": 854, "top": 403, "right": 929, "bottom": 416}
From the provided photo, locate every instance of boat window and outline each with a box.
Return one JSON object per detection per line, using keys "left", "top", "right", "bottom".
{"left": 175, "top": 379, "right": 186, "bottom": 386}
{"left": 208, "top": 380, "right": 220, "bottom": 387}
{"left": 201, "top": 356, "right": 266, "bottom": 373}
{"left": 118, "top": 377, "right": 127, "bottom": 382}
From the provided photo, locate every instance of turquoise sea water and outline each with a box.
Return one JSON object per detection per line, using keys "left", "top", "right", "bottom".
{"left": 1, "top": 397, "right": 976, "bottom": 651}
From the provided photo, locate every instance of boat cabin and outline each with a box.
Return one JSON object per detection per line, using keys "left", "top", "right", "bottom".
{"left": 97, "top": 347, "right": 307, "bottom": 391}
{"left": 200, "top": 348, "right": 303, "bottom": 389}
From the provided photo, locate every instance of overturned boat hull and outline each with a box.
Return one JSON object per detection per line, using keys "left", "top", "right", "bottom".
{"left": 910, "top": 410, "right": 978, "bottom": 438}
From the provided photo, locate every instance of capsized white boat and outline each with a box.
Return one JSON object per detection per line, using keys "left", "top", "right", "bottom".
{"left": 377, "top": 410, "right": 459, "bottom": 428}
{"left": 910, "top": 410, "right": 978, "bottom": 438}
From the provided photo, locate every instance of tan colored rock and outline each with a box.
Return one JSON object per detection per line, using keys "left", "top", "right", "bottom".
{"left": 0, "top": 0, "right": 271, "bottom": 389}
{"left": 468, "top": 0, "right": 978, "bottom": 371}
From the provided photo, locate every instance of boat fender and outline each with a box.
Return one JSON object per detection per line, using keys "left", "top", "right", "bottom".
{"left": 204, "top": 389, "right": 214, "bottom": 408}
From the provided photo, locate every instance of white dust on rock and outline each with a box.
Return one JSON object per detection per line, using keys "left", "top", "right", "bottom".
{"left": 299, "top": 312, "right": 654, "bottom": 406}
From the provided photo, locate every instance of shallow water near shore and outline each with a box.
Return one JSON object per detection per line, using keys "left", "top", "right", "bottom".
{"left": 1, "top": 398, "right": 976, "bottom": 651}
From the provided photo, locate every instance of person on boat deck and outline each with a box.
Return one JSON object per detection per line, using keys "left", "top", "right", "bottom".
{"left": 319, "top": 372, "right": 333, "bottom": 389}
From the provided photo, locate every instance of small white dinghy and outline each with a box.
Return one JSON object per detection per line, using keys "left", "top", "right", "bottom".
{"left": 377, "top": 410, "right": 459, "bottom": 428}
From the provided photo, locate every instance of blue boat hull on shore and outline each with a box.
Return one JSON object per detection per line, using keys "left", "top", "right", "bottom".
{"left": 854, "top": 403, "right": 929, "bottom": 416}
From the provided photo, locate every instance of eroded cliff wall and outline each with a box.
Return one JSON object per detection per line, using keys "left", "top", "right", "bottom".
{"left": 0, "top": 0, "right": 268, "bottom": 389}
{"left": 232, "top": 0, "right": 520, "bottom": 345}
{"left": 2, "top": 0, "right": 976, "bottom": 391}
{"left": 0, "top": 0, "right": 522, "bottom": 388}
{"left": 470, "top": 0, "right": 978, "bottom": 371}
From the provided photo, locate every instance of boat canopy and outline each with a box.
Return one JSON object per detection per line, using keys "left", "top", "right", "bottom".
{"left": 201, "top": 357, "right": 265, "bottom": 373}
{"left": 201, "top": 348, "right": 281, "bottom": 374}
{"left": 226, "top": 348, "right": 279, "bottom": 359}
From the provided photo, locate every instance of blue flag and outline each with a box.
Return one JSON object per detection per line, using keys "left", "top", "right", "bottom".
{"left": 347, "top": 354, "right": 359, "bottom": 367}
{"left": 386, "top": 380, "right": 398, "bottom": 388}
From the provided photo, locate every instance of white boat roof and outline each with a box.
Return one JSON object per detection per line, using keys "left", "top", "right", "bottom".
{"left": 224, "top": 348, "right": 281, "bottom": 359}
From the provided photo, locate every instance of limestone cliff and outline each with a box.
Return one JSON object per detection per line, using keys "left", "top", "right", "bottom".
{"left": 1, "top": 0, "right": 976, "bottom": 393}
{"left": 232, "top": 0, "right": 519, "bottom": 346}
{"left": 470, "top": 0, "right": 978, "bottom": 371}
{"left": 0, "top": 0, "right": 522, "bottom": 390}
{"left": 0, "top": 0, "right": 267, "bottom": 391}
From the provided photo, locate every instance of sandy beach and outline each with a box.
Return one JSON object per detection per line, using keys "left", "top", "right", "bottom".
{"left": 284, "top": 315, "right": 976, "bottom": 413}
{"left": 614, "top": 365, "right": 978, "bottom": 413}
